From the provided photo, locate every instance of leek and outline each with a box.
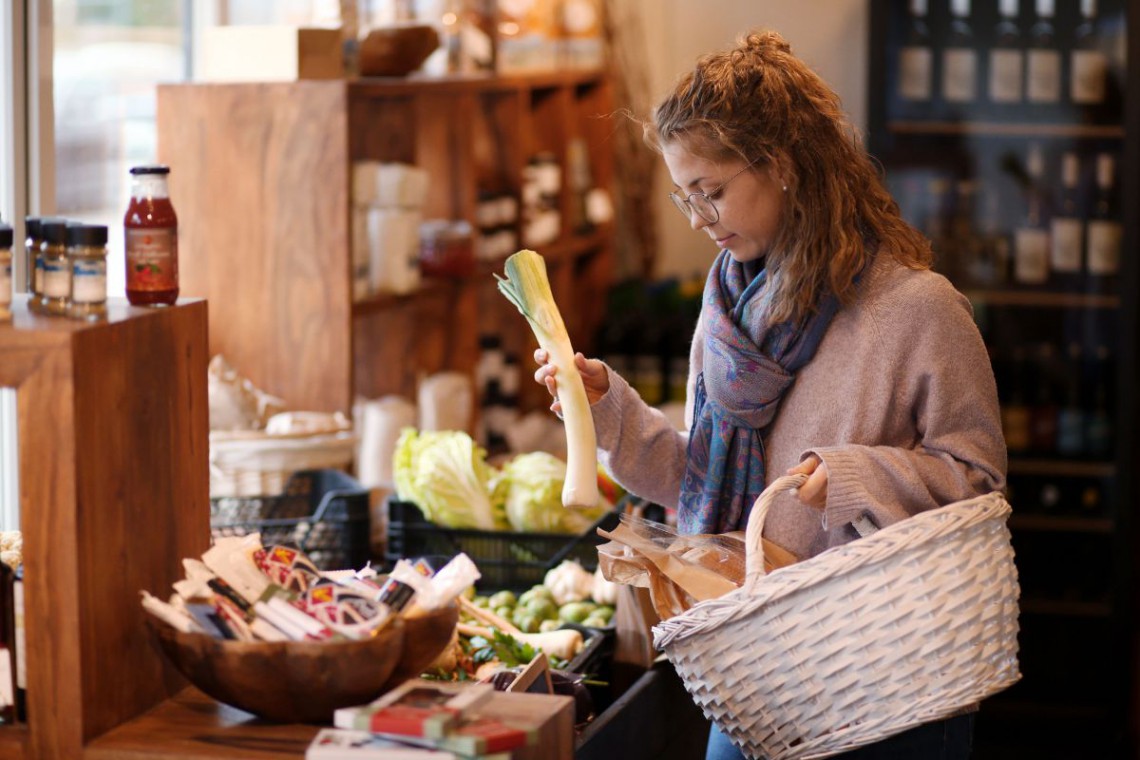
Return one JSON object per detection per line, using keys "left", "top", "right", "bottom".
{"left": 495, "top": 250, "right": 599, "bottom": 509}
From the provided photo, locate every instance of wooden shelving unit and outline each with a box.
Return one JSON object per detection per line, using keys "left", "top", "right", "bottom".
{"left": 157, "top": 72, "right": 617, "bottom": 419}
{"left": 0, "top": 297, "right": 210, "bottom": 759}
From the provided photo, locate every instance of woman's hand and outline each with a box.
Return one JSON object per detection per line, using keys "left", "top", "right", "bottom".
{"left": 787, "top": 455, "right": 828, "bottom": 509}
{"left": 534, "top": 349, "right": 609, "bottom": 416}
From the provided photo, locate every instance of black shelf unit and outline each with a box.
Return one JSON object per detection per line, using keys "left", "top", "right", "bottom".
{"left": 869, "top": 1, "right": 1140, "bottom": 756}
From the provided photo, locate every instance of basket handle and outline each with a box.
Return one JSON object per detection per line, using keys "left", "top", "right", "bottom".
{"left": 744, "top": 472, "right": 808, "bottom": 585}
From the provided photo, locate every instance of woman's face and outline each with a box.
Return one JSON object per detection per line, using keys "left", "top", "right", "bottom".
{"left": 662, "top": 141, "right": 785, "bottom": 263}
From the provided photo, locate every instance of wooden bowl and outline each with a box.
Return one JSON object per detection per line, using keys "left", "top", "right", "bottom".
{"left": 381, "top": 602, "right": 460, "bottom": 689}
{"left": 358, "top": 23, "right": 440, "bottom": 77}
{"left": 149, "top": 617, "right": 405, "bottom": 724}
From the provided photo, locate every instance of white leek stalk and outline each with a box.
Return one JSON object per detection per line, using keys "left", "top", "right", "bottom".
{"left": 495, "top": 250, "right": 599, "bottom": 509}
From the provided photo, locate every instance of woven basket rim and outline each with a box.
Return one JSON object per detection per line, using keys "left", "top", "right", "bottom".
{"left": 654, "top": 491, "right": 1011, "bottom": 649}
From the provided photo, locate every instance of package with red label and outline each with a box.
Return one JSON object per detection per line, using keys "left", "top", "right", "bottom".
{"left": 255, "top": 544, "right": 322, "bottom": 592}
{"left": 299, "top": 579, "right": 393, "bottom": 639}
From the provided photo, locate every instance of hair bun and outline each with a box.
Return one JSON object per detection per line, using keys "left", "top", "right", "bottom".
{"left": 744, "top": 30, "right": 792, "bottom": 56}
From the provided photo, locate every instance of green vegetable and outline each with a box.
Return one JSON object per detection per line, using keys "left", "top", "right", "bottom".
{"left": 524, "top": 597, "right": 558, "bottom": 621}
{"left": 494, "top": 452, "right": 609, "bottom": 533}
{"left": 581, "top": 614, "right": 610, "bottom": 629}
{"left": 539, "top": 619, "right": 561, "bottom": 633}
{"left": 488, "top": 590, "right": 517, "bottom": 609}
{"left": 558, "top": 601, "right": 596, "bottom": 624}
{"left": 393, "top": 428, "right": 508, "bottom": 530}
{"left": 496, "top": 250, "right": 599, "bottom": 509}
{"left": 518, "top": 585, "right": 554, "bottom": 606}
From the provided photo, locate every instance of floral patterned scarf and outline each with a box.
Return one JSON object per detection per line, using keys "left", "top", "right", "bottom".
{"left": 678, "top": 250, "right": 840, "bottom": 535}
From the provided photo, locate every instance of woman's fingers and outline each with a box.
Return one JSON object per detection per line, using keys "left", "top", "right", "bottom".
{"left": 787, "top": 455, "right": 828, "bottom": 509}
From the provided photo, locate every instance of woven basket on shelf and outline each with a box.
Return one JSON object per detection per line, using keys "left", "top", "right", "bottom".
{"left": 209, "top": 428, "right": 357, "bottom": 497}
{"left": 653, "top": 473, "right": 1021, "bottom": 760}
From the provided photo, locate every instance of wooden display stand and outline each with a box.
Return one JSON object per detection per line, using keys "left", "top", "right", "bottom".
{"left": 157, "top": 72, "right": 616, "bottom": 417}
{"left": 0, "top": 297, "right": 210, "bottom": 759}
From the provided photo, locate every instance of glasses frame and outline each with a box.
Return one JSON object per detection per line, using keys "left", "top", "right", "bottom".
{"left": 669, "top": 156, "right": 763, "bottom": 224}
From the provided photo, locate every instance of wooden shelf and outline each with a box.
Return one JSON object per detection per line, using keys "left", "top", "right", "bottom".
{"left": 351, "top": 68, "right": 608, "bottom": 97}
{"left": 1007, "top": 458, "right": 1116, "bottom": 478}
{"left": 1008, "top": 514, "right": 1114, "bottom": 534}
{"left": 888, "top": 120, "right": 1126, "bottom": 139}
{"left": 963, "top": 289, "right": 1120, "bottom": 309}
{"left": 351, "top": 226, "right": 613, "bottom": 318}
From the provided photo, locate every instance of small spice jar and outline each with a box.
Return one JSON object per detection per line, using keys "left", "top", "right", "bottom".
{"left": 23, "top": 217, "right": 41, "bottom": 295}
{"left": 0, "top": 222, "right": 12, "bottom": 322}
{"left": 66, "top": 223, "right": 109, "bottom": 321}
{"left": 39, "top": 218, "right": 70, "bottom": 316}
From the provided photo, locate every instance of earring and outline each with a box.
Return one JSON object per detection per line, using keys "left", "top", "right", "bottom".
{"left": 782, "top": 184, "right": 788, "bottom": 192}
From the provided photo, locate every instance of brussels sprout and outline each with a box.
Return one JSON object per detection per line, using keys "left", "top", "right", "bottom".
{"left": 516, "top": 613, "right": 542, "bottom": 633}
{"left": 558, "top": 601, "right": 596, "bottom": 624}
{"left": 472, "top": 596, "right": 490, "bottom": 608}
{"left": 494, "top": 605, "right": 515, "bottom": 620}
{"left": 539, "top": 619, "right": 562, "bottom": 633}
{"left": 518, "top": 585, "right": 555, "bottom": 606}
{"left": 462, "top": 585, "right": 477, "bottom": 600}
{"left": 524, "top": 597, "right": 558, "bottom": 620}
{"left": 594, "top": 605, "right": 615, "bottom": 622}
{"left": 488, "top": 590, "right": 517, "bottom": 609}
{"left": 581, "top": 614, "right": 609, "bottom": 629}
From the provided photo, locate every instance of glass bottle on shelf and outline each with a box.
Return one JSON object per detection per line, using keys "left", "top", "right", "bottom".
{"left": 942, "top": 0, "right": 978, "bottom": 107}
{"left": 989, "top": 0, "right": 1024, "bottom": 107}
{"left": 948, "top": 179, "right": 981, "bottom": 286}
{"left": 1049, "top": 151, "right": 1083, "bottom": 289}
{"left": 1001, "top": 345, "right": 1032, "bottom": 455}
{"left": 1086, "top": 152, "right": 1121, "bottom": 284}
{"left": 1071, "top": 0, "right": 1108, "bottom": 108}
{"left": 972, "top": 188, "right": 1011, "bottom": 287}
{"left": 1013, "top": 143, "right": 1050, "bottom": 286}
{"left": 1085, "top": 344, "right": 1113, "bottom": 459}
{"left": 1056, "top": 342, "right": 1086, "bottom": 457}
{"left": 1026, "top": 0, "right": 1062, "bottom": 106}
{"left": 898, "top": 0, "right": 933, "bottom": 105}
{"left": 923, "top": 177, "right": 952, "bottom": 276}
{"left": 124, "top": 165, "right": 179, "bottom": 307}
{"left": 1029, "top": 341, "right": 1059, "bottom": 455}
{"left": 39, "top": 218, "right": 71, "bottom": 316}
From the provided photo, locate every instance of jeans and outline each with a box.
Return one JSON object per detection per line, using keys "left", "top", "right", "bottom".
{"left": 705, "top": 713, "right": 975, "bottom": 760}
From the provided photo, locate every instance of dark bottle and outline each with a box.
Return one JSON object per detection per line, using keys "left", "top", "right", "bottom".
{"left": 1013, "top": 144, "right": 1050, "bottom": 286}
{"left": 923, "top": 178, "right": 953, "bottom": 277}
{"left": 1084, "top": 345, "right": 1113, "bottom": 459}
{"left": 1070, "top": 0, "right": 1108, "bottom": 111}
{"left": 1048, "top": 152, "right": 1083, "bottom": 290}
{"left": 1026, "top": 0, "right": 1062, "bottom": 106}
{"left": 898, "top": 0, "right": 934, "bottom": 106}
{"left": 948, "top": 180, "right": 981, "bottom": 286}
{"left": 1001, "top": 345, "right": 1032, "bottom": 454}
{"left": 988, "top": 0, "right": 1024, "bottom": 107}
{"left": 124, "top": 165, "right": 179, "bottom": 306}
{"left": 1029, "top": 342, "right": 1059, "bottom": 454}
{"left": 1085, "top": 153, "right": 1120, "bottom": 285}
{"left": 942, "top": 0, "right": 979, "bottom": 107}
{"left": 1055, "top": 342, "right": 1085, "bottom": 457}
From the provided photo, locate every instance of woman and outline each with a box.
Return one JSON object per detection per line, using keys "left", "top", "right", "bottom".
{"left": 536, "top": 30, "right": 1005, "bottom": 760}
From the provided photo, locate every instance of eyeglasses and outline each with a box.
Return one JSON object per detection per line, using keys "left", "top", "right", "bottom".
{"left": 669, "top": 157, "right": 762, "bottom": 224}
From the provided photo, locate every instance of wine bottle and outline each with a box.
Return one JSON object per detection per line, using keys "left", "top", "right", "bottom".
{"left": 1026, "top": 0, "right": 1062, "bottom": 104}
{"left": 942, "top": 0, "right": 978, "bottom": 105}
{"left": 1049, "top": 152, "right": 1083, "bottom": 288}
{"left": 898, "top": 0, "right": 933, "bottom": 103}
{"left": 1086, "top": 153, "right": 1121, "bottom": 282}
{"left": 949, "top": 179, "right": 981, "bottom": 285}
{"left": 1029, "top": 342, "right": 1058, "bottom": 454}
{"left": 1001, "top": 345, "right": 1031, "bottom": 454}
{"left": 1013, "top": 144, "right": 1050, "bottom": 285}
{"left": 1071, "top": 0, "right": 1108, "bottom": 106}
{"left": 1056, "top": 342, "right": 1085, "bottom": 457}
{"left": 989, "top": 0, "right": 1024, "bottom": 106}
{"left": 1085, "top": 344, "right": 1113, "bottom": 459}
{"left": 971, "top": 189, "right": 1011, "bottom": 287}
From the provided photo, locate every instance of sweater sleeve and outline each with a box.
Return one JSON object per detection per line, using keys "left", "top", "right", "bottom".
{"left": 591, "top": 366, "right": 690, "bottom": 509}
{"left": 806, "top": 278, "right": 1007, "bottom": 538}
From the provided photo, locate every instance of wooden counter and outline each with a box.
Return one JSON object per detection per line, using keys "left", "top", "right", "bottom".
{"left": 86, "top": 686, "right": 575, "bottom": 760}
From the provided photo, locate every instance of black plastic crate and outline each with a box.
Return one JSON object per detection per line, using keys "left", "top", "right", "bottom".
{"left": 385, "top": 499, "right": 620, "bottom": 591}
{"left": 210, "top": 469, "right": 370, "bottom": 571}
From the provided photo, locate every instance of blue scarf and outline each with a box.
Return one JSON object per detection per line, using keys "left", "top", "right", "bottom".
{"left": 678, "top": 251, "right": 840, "bottom": 534}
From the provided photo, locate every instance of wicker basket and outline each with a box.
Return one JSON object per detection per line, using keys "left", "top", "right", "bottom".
{"left": 209, "top": 428, "right": 356, "bottom": 497}
{"left": 653, "top": 473, "right": 1021, "bottom": 760}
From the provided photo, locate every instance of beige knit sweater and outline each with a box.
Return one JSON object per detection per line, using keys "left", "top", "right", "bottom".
{"left": 591, "top": 252, "right": 1008, "bottom": 560}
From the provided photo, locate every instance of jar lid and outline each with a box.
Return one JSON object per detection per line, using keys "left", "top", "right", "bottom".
{"left": 66, "top": 223, "right": 109, "bottom": 248}
{"left": 0, "top": 223, "right": 11, "bottom": 248}
{"left": 40, "top": 218, "right": 70, "bottom": 245}
{"left": 130, "top": 165, "right": 171, "bottom": 176}
{"left": 24, "top": 217, "right": 42, "bottom": 239}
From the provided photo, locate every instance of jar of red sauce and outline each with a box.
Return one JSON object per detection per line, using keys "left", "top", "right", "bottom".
{"left": 124, "top": 165, "right": 179, "bottom": 306}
